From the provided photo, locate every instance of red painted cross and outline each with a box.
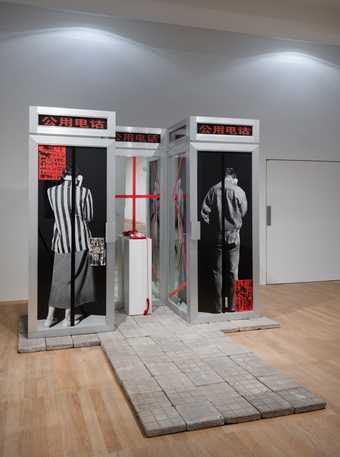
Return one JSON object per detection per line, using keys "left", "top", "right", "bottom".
{"left": 114, "top": 157, "right": 160, "bottom": 234}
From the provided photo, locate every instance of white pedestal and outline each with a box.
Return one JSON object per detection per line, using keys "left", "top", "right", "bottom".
{"left": 123, "top": 236, "right": 152, "bottom": 316}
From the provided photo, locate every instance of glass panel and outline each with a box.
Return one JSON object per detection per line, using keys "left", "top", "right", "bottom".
{"left": 114, "top": 156, "right": 160, "bottom": 309}
{"left": 197, "top": 151, "right": 253, "bottom": 313}
{"left": 168, "top": 155, "right": 188, "bottom": 313}
{"left": 148, "top": 160, "right": 161, "bottom": 301}
{"left": 113, "top": 155, "right": 129, "bottom": 309}
{"left": 37, "top": 145, "right": 107, "bottom": 327}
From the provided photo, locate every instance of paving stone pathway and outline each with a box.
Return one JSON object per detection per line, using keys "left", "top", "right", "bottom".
{"left": 99, "top": 307, "right": 326, "bottom": 436}
{"left": 18, "top": 308, "right": 326, "bottom": 437}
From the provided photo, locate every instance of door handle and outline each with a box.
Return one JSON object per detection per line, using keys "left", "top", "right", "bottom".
{"left": 266, "top": 206, "right": 272, "bottom": 226}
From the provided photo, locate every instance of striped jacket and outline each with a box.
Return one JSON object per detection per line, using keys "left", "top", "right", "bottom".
{"left": 47, "top": 181, "right": 93, "bottom": 254}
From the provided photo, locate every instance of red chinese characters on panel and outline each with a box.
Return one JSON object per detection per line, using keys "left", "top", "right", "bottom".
{"left": 116, "top": 132, "right": 161, "bottom": 143}
{"left": 235, "top": 279, "right": 253, "bottom": 311}
{"left": 197, "top": 123, "right": 253, "bottom": 136}
{"left": 38, "top": 115, "right": 107, "bottom": 129}
{"left": 38, "top": 145, "right": 66, "bottom": 181}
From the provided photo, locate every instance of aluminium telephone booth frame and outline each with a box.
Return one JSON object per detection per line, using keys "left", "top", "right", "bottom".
{"left": 166, "top": 116, "right": 260, "bottom": 323}
{"left": 28, "top": 106, "right": 116, "bottom": 338}
{"left": 114, "top": 126, "right": 167, "bottom": 312}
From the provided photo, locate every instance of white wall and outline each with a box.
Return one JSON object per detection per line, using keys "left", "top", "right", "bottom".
{"left": 0, "top": 2, "right": 339, "bottom": 300}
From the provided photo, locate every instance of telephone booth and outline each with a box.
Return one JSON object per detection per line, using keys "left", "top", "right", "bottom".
{"left": 28, "top": 106, "right": 115, "bottom": 337}
{"left": 166, "top": 116, "right": 260, "bottom": 323}
{"left": 114, "top": 126, "right": 166, "bottom": 314}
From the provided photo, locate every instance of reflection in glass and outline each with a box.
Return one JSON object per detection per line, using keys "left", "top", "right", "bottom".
{"left": 168, "top": 155, "right": 187, "bottom": 312}
{"left": 148, "top": 160, "right": 161, "bottom": 300}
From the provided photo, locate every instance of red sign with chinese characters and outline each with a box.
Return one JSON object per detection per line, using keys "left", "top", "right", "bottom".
{"left": 235, "top": 279, "right": 253, "bottom": 311}
{"left": 197, "top": 123, "right": 253, "bottom": 136}
{"left": 116, "top": 132, "right": 161, "bottom": 144}
{"left": 38, "top": 115, "right": 107, "bottom": 129}
{"left": 38, "top": 145, "right": 66, "bottom": 181}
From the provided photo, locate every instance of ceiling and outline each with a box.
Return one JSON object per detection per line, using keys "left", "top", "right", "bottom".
{"left": 3, "top": 0, "right": 340, "bottom": 45}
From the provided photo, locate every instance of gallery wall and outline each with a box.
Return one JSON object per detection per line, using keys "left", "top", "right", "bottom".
{"left": 0, "top": 2, "right": 340, "bottom": 300}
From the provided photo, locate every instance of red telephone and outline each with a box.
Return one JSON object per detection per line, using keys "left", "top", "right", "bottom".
{"left": 123, "top": 230, "right": 146, "bottom": 240}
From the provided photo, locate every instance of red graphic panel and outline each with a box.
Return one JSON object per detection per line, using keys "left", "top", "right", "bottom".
{"left": 38, "top": 145, "right": 66, "bottom": 181}
{"left": 235, "top": 279, "right": 253, "bottom": 311}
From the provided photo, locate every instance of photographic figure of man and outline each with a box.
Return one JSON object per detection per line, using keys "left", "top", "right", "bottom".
{"left": 200, "top": 167, "right": 247, "bottom": 313}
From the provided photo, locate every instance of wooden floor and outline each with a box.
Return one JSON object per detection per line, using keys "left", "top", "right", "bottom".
{"left": 1, "top": 282, "right": 340, "bottom": 457}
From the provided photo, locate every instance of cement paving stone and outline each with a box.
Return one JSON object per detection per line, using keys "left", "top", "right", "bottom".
{"left": 132, "top": 314, "right": 158, "bottom": 323}
{"left": 129, "top": 391, "right": 173, "bottom": 408}
{"left": 244, "top": 391, "right": 294, "bottom": 418}
{"left": 46, "top": 335, "right": 73, "bottom": 351}
{"left": 277, "top": 387, "right": 327, "bottom": 413}
{"left": 218, "top": 322, "right": 243, "bottom": 333}
{"left": 174, "top": 360, "right": 224, "bottom": 387}
{"left": 134, "top": 348, "right": 167, "bottom": 361}
{"left": 229, "top": 376, "right": 270, "bottom": 396}
{"left": 191, "top": 344, "right": 225, "bottom": 358}
{"left": 236, "top": 317, "right": 280, "bottom": 332}
{"left": 198, "top": 381, "right": 240, "bottom": 399}
{"left": 72, "top": 334, "right": 100, "bottom": 348}
{"left": 210, "top": 395, "right": 260, "bottom": 424}
{"left": 157, "top": 341, "right": 191, "bottom": 353}
{"left": 126, "top": 336, "right": 156, "bottom": 348}
{"left": 166, "top": 351, "right": 201, "bottom": 364}
{"left": 126, "top": 388, "right": 187, "bottom": 437}
{"left": 144, "top": 362, "right": 182, "bottom": 377}
{"left": 215, "top": 342, "right": 252, "bottom": 356}
{"left": 115, "top": 365, "right": 152, "bottom": 383}
{"left": 118, "top": 321, "right": 150, "bottom": 338}
{"left": 196, "top": 323, "right": 238, "bottom": 335}
{"left": 257, "top": 374, "right": 300, "bottom": 392}
{"left": 136, "top": 323, "right": 168, "bottom": 334}
{"left": 132, "top": 343, "right": 164, "bottom": 354}
{"left": 18, "top": 335, "right": 46, "bottom": 353}
{"left": 150, "top": 335, "right": 182, "bottom": 345}
{"left": 198, "top": 332, "right": 234, "bottom": 344}
{"left": 137, "top": 352, "right": 171, "bottom": 364}
{"left": 174, "top": 400, "right": 224, "bottom": 431}
{"left": 102, "top": 343, "right": 137, "bottom": 357}
{"left": 166, "top": 388, "right": 204, "bottom": 406}
{"left": 98, "top": 330, "right": 124, "bottom": 343}
{"left": 173, "top": 328, "right": 201, "bottom": 339}
{"left": 177, "top": 335, "right": 211, "bottom": 347}
{"left": 122, "top": 376, "right": 163, "bottom": 396}
{"left": 17, "top": 316, "right": 47, "bottom": 353}
{"left": 230, "top": 353, "right": 280, "bottom": 377}
{"left": 106, "top": 354, "right": 145, "bottom": 371}
{"left": 120, "top": 327, "right": 151, "bottom": 338}
{"left": 181, "top": 369, "right": 223, "bottom": 387}
{"left": 132, "top": 322, "right": 168, "bottom": 336}
{"left": 205, "top": 356, "right": 254, "bottom": 382}
{"left": 136, "top": 406, "right": 187, "bottom": 436}
{"left": 155, "top": 372, "right": 196, "bottom": 392}
{"left": 197, "top": 382, "right": 260, "bottom": 423}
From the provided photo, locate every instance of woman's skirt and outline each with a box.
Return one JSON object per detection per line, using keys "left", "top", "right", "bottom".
{"left": 48, "top": 250, "right": 95, "bottom": 309}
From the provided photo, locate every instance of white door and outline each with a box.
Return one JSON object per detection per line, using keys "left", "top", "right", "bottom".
{"left": 266, "top": 160, "right": 340, "bottom": 284}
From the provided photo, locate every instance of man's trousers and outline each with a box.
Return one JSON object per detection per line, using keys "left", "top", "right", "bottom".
{"left": 211, "top": 242, "right": 240, "bottom": 313}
